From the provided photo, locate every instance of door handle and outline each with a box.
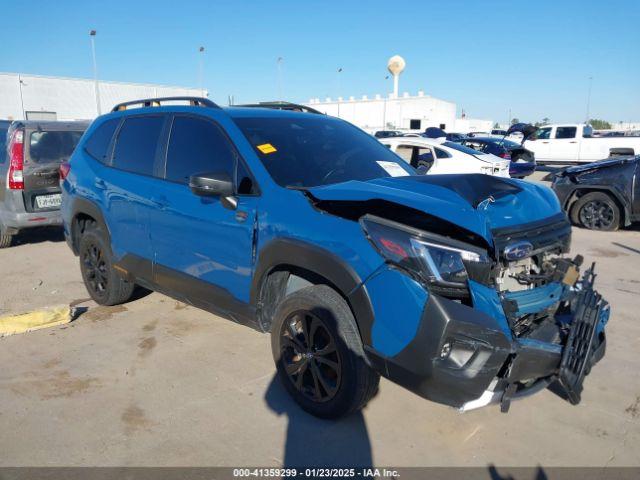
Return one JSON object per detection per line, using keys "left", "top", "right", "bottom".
{"left": 542, "top": 141, "right": 549, "bottom": 144}
{"left": 569, "top": 141, "right": 577, "bottom": 143}
{"left": 94, "top": 179, "right": 106, "bottom": 190}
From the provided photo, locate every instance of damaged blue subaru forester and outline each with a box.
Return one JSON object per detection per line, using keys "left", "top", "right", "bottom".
{"left": 61, "top": 98, "right": 609, "bottom": 419}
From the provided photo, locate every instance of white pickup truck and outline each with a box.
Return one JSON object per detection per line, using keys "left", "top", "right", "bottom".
{"left": 524, "top": 124, "right": 640, "bottom": 164}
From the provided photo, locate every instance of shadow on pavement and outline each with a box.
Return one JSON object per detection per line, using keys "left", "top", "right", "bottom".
{"left": 264, "top": 375, "right": 373, "bottom": 468}
{"left": 11, "top": 227, "right": 65, "bottom": 246}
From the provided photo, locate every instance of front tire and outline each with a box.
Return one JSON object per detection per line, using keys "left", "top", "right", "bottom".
{"left": 79, "top": 222, "right": 135, "bottom": 305}
{"left": 571, "top": 192, "right": 620, "bottom": 231}
{"left": 271, "top": 285, "right": 380, "bottom": 419}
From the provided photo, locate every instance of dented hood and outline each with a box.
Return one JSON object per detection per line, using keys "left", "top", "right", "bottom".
{"left": 307, "top": 174, "right": 563, "bottom": 243}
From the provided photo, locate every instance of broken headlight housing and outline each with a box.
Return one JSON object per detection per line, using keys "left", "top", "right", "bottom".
{"left": 361, "top": 214, "right": 492, "bottom": 298}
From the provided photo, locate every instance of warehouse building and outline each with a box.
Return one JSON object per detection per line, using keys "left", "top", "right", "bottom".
{"left": 0, "top": 72, "right": 204, "bottom": 121}
{"left": 306, "top": 92, "right": 493, "bottom": 134}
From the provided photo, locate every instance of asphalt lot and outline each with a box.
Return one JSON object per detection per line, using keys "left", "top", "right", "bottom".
{"left": 1, "top": 173, "right": 639, "bottom": 467}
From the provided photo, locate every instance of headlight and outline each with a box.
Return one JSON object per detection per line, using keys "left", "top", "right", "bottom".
{"left": 361, "top": 215, "right": 491, "bottom": 297}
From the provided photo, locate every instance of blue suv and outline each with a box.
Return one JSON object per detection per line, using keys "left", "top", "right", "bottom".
{"left": 62, "top": 97, "right": 609, "bottom": 418}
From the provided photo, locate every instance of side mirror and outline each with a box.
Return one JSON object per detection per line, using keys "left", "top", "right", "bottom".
{"left": 189, "top": 172, "right": 238, "bottom": 210}
{"left": 189, "top": 172, "right": 234, "bottom": 197}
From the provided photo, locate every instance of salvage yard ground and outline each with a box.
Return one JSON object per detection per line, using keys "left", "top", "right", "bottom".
{"left": 0, "top": 173, "right": 639, "bottom": 467}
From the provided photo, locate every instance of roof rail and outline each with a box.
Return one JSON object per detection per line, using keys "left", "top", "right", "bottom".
{"left": 111, "top": 96, "right": 220, "bottom": 112}
{"left": 237, "top": 101, "right": 323, "bottom": 115}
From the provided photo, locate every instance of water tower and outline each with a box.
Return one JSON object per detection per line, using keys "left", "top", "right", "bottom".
{"left": 387, "top": 55, "right": 406, "bottom": 98}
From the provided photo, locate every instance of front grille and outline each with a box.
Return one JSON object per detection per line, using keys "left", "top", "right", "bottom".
{"left": 492, "top": 213, "right": 571, "bottom": 260}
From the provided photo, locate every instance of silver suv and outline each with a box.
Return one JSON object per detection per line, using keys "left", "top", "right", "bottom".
{"left": 0, "top": 120, "right": 88, "bottom": 247}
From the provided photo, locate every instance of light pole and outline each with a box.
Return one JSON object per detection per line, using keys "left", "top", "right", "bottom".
{"left": 585, "top": 76, "right": 593, "bottom": 124}
{"left": 199, "top": 46, "right": 205, "bottom": 97}
{"left": 89, "top": 30, "right": 101, "bottom": 115}
{"left": 277, "top": 57, "right": 284, "bottom": 100}
{"left": 336, "top": 68, "right": 342, "bottom": 117}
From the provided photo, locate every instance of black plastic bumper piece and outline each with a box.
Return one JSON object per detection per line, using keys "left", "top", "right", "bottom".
{"left": 365, "top": 294, "right": 513, "bottom": 408}
{"left": 364, "top": 271, "right": 608, "bottom": 410}
{"left": 557, "top": 269, "right": 607, "bottom": 404}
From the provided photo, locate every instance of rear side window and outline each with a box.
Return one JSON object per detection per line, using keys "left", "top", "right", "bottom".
{"left": 555, "top": 127, "right": 577, "bottom": 139}
{"left": 29, "top": 131, "right": 84, "bottom": 164}
{"left": 435, "top": 147, "right": 450, "bottom": 159}
{"left": 0, "top": 126, "right": 9, "bottom": 164}
{"left": 113, "top": 116, "right": 164, "bottom": 176}
{"left": 85, "top": 118, "right": 120, "bottom": 163}
{"left": 165, "top": 116, "right": 236, "bottom": 184}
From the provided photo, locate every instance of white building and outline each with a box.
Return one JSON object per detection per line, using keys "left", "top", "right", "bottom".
{"left": 0, "top": 72, "right": 205, "bottom": 121}
{"left": 306, "top": 91, "right": 493, "bottom": 134}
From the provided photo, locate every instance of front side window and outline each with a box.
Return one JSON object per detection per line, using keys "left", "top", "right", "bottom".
{"left": 85, "top": 118, "right": 120, "bottom": 163}
{"left": 536, "top": 127, "right": 552, "bottom": 140}
{"left": 29, "top": 130, "right": 85, "bottom": 164}
{"left": 395, "top": 145, "right": 434, "bottom": 166}
{"left": 555, "top": 126, "right": 577, "bottom": 139}
{"left": 113, "top": 116, "right": 164, "bottom": 176}
{"left": 234, "top": 116, "right": 414, "bottom": 188}
{"left": 165, "top": 116, "right": 236, "bottom": 184}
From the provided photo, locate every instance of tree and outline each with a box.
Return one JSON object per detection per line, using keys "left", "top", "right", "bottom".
{"left": 510, "top": 118, "right": 520, "bottom": 125}
{"left": 493, "top": 122, "right": 500, "bottom": 128}
{"left": 542, "top": 117, "right": 550, "bottom": 125}
{"left": 589, "top": 118, "right": 612, "bottom": 130}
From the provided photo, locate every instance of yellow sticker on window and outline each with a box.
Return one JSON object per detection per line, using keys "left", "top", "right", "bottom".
{"left": 257, "top": 143, "right": 277, "bottom": 154}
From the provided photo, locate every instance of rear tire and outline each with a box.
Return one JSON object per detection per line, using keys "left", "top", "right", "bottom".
{"left": 79, "top": 221, "right": 135, "bottom": 305}
{"left": 571, "top": 192, "right": 620, "bottom": 231}
{"left": 0, "top": 227, "right": 12, "bottom": 248}
{"left": 271, "top": 284, "right": 380, "bottom": 419}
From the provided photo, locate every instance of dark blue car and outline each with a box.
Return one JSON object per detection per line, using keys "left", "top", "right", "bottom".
{"left": 461, "top": 137, "right": 537, "bottom": 178}
{"left": 61, "top": 97, "right": 608, "bottom": 418}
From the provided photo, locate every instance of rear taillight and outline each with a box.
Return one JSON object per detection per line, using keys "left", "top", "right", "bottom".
{"left": 59, "top": 161, "right": 71, "bottom": 181}
{"left": 7, "top": 129, "right": 24, "bottom": 190}
{"left": 499, "top": 151, "right": 512, "bottom": 161}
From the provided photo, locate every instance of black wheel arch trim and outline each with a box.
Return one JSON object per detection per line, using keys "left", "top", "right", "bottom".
{"left": 69, "top": 197, "right": 113, "bottom": 255}
{"left": 251, "top": 238, "right": 376, "bottom": 344}
{"left": 564, "top": 185, "right": 630, "bottom": 226}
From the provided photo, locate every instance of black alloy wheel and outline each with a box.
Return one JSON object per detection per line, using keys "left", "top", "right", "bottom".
{"left": 579, "top": 199, "right": 616, "bottom": 230}
{"left": 82, "top": 241, "right": 109, "bottom": 298}
{"left": 280, "top": 310, "right": 342, "bottom": 403}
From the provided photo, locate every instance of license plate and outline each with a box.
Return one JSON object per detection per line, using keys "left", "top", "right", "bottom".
{"left": 35, "top": 194, "right": 62, "bottom": 209}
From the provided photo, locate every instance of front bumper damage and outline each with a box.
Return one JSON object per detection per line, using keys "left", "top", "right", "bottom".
{"left": 363, "top": 265, "right": 609, "bottom": 412}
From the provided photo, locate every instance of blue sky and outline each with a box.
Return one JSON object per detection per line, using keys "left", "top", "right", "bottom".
{"left": 1, "top": 0, "right": 638, "bottom": 124}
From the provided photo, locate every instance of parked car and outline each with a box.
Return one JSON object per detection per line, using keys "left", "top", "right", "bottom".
{"left": 380, "top": 136, "right": 510, "bottom": 176}
{"left": 552, "top": 156, "right": 639, "bottom": 231}
{"left": 445, "top": 132, "right": 467, "bottom": 142}
{"left": 374, "top": 130, "right": 403, "bottom": 138}
{"left": 0, "top": 120, "right": 88, "bottom": 247}
{"left": 467, "top": 131, "right": 490, "bottom": 137}
{"left": 62, "top": 96, "right": 608, "bottom": 419}
{"left": 460, "top": 137, "right": 536, "bottom": 178}
{"left": 491, "top": 129, "right": 508, "bottom": 136}
{"left": 525, "top": 124, "right": 640, "bottom": 164}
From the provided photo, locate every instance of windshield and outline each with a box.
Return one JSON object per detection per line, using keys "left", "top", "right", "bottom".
{"left": 234, "top": 116, "right": 414, "bottom": 187}
{"left": 443, "top": 141, "right": 484, "bottom": 156}
{"left": 29, "top": 130, "right": 85, "bottom": 164}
